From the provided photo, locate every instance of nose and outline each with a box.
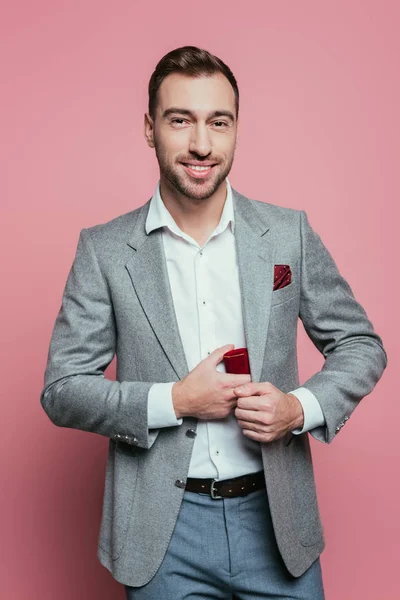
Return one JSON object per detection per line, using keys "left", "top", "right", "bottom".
{"left": 189, "top": 123, "right": 212, "bottom": 156}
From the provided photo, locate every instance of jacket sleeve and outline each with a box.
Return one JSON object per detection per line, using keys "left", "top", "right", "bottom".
{"left": 40, "top": 228, "right": 158, "bottom": 449}
{"left": 298, "top": 210, "right": 387, "bottom": 444}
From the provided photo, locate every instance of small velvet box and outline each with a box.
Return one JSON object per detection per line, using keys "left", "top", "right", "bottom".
{"left": 223, "top": 347, "right": 250, "bottom": 374}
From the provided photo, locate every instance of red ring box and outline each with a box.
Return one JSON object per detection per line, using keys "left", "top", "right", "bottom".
{"left": 223, "top": 347, "right": 250, "bottom": 374}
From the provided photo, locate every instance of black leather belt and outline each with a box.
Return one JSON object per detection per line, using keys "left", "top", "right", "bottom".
{"left": 185, "top": 470, "right": 265, "bottom": 499}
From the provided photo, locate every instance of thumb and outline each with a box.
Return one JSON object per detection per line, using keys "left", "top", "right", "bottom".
{"left": 208, "top": 344, "right": 235, "bottom": 366}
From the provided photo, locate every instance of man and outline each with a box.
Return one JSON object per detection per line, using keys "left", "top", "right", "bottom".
{"left": 40, "top": 46, "right": 387, "bottom": 599}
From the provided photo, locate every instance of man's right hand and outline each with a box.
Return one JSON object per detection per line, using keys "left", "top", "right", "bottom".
{"left": 172, "top": 344, "right": 252, "bottom": 420}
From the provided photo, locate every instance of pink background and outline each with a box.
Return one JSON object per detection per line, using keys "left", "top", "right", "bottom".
{"left": 1, "top": 1, "right": 398, "bottom": 598}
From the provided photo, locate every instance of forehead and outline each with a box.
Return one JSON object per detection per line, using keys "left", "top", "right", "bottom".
{"left": 156, "top": 72, "right": 236, "bottom": 116}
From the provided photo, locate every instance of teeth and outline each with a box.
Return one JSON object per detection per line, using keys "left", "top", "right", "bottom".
{"left": 185, "top": 164, "right": 212, "bottom": 171}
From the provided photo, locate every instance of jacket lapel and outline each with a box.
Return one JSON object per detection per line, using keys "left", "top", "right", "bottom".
{"left": 232, "top": 190, "right": 275, "bottom": 382}
{"left": 125, "top": 201, "right": 190, "bottom": 381}
{"left": 125, "top": 187, "right": 275, "bottom": 383}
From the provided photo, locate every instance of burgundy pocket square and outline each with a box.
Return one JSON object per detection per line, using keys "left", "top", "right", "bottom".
{"left": 273, "top": 265, "right": 292, "bottom": 290}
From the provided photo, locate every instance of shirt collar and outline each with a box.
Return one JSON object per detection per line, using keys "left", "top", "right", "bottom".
{"left": 145, "top": 178, "right": 235, "bottom": 237}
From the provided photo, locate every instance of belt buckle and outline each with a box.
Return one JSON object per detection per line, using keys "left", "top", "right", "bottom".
{"left": 210, "top": 479, "right": 223, "bottom": 500}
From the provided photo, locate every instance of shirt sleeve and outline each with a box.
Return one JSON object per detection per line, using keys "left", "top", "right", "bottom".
{"left": 147, "top": 382, "right": 183, "bottom": 429}
{"left": 288, "top": 387, "right": 325, "bottom": 434}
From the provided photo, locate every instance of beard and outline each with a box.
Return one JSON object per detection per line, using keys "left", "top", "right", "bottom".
{"left": 154, "top": 143, "right": 236, "bottom": 202}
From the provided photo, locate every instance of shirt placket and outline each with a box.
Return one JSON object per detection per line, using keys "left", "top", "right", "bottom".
{"left": 194, "top": 241, "right": 223, "bottom": 476}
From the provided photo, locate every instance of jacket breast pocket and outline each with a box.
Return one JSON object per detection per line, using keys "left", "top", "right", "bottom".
{"left": 270, "top": 283, "right": 297, "bottom": 308}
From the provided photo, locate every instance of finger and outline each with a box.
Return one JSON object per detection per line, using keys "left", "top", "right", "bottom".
{"left": 224, "top": 373, "right": 252, "bottom": 387}
{"left": 209, "top": 344, "right": 235, "bottom": 366}
{"left": 236, "top": 396, "right": 267, "bottom": 411}
{"left": 233, "top": 382, "right": 273, "bottom": 396}
{"left": 237, "top": 419, "right": 269, "bottom": 433}
{"left": 235, "top": 408, "right": 264, "bottom": 423}
{"left": 242, "top": 429, "right": 268, "bottom": 441}
{"left": 242, "top": 429, "right": 278, "bottom": 443}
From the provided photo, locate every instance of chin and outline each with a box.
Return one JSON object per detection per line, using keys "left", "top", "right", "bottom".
{"left": 181, "top": 181, "right": 220, "bottom": 200}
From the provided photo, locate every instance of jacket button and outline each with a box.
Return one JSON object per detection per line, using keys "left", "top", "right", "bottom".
{"left": 132, "top": 437, "right": 139, "bottom": 445}
{"left": 175, "top": 479, "right": 186, "bottom": 489}
{"left": 186, "top": 429, "right": 197, "bottom": 438}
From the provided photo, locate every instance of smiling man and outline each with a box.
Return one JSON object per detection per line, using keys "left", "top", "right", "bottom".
{"left": 40, "top": 46, "right": 387, "bottom": 599}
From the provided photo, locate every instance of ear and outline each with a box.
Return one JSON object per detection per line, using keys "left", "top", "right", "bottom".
{"left": 144, "top": 113, "right": 155, "bottom": 148}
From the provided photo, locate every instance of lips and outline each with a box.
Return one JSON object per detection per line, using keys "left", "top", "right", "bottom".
{"left": 180, "top": 162, "right": 217, "bottom": 179}
{"left": 181, "top": 162, "right": 217, "bottom": 167}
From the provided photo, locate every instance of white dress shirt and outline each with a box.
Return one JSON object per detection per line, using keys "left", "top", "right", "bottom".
{"left": 145, "top": 178, "right": 325, "bottom": 479}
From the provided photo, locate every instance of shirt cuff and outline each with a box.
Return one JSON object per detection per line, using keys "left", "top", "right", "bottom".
{"left": 289, "top": 387, "right": 325, "bottom": 434}
{"left": 147, "top": 382, "right": 183, "bottom": 429}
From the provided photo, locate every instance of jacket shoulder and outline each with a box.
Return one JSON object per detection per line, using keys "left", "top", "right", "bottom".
{"left": 233, "top": 188, "right": 303, "bottom": 230}
{"left": 251, "top": 197, "right": 301, "bottom": 220}
{"left": 83, "top": 200, "right": 150, "bottom": 244}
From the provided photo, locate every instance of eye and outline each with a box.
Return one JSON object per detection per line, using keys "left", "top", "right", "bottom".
{"left": 213, "top": 121, "right": 228, "bottom": 128}
{"left": 171, "top": 118, "right": 186, "bottom": 126}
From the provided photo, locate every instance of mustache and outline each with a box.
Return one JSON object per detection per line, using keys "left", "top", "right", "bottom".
{"left": 179, "top": 158, "right": 219, "bottom": 163}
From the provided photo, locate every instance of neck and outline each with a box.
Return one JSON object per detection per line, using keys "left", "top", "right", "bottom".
{"left": 159, "top": 177, "right": 228, "bottom": 246}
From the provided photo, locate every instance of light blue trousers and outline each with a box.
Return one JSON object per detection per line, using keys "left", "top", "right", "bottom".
{"left": 125, "top": 488, "right": 325, "bottom": 599}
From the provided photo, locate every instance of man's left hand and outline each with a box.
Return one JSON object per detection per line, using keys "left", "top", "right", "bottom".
{"left": 232, "top": 382, "right": 304, "bottom": 443}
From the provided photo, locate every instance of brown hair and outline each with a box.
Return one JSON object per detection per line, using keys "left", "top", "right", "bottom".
{"left": 148, "top": 46, "right": 239, "bottom": 121}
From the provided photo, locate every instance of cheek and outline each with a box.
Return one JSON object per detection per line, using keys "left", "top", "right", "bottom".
{"left": 219, "top": 143, "right": 236, "bottom": 165}
{"left": 213, "top": 134, "right": 235, "bottom": 153}
{"left": 155, "top": 131, "right": 188, "bottom": 157}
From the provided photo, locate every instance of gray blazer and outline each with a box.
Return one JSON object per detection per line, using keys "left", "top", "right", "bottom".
{"left": 40, "top": 187, "right": 387, "bottom": 587}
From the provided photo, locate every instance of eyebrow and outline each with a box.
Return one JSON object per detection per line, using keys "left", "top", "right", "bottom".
{"left": 162, "top": 107, "right": 235, "bottom": 123}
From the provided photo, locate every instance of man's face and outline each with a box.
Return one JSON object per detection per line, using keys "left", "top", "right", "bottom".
{"left": 145, "top": 72, "right": 238, "bottom": 201}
